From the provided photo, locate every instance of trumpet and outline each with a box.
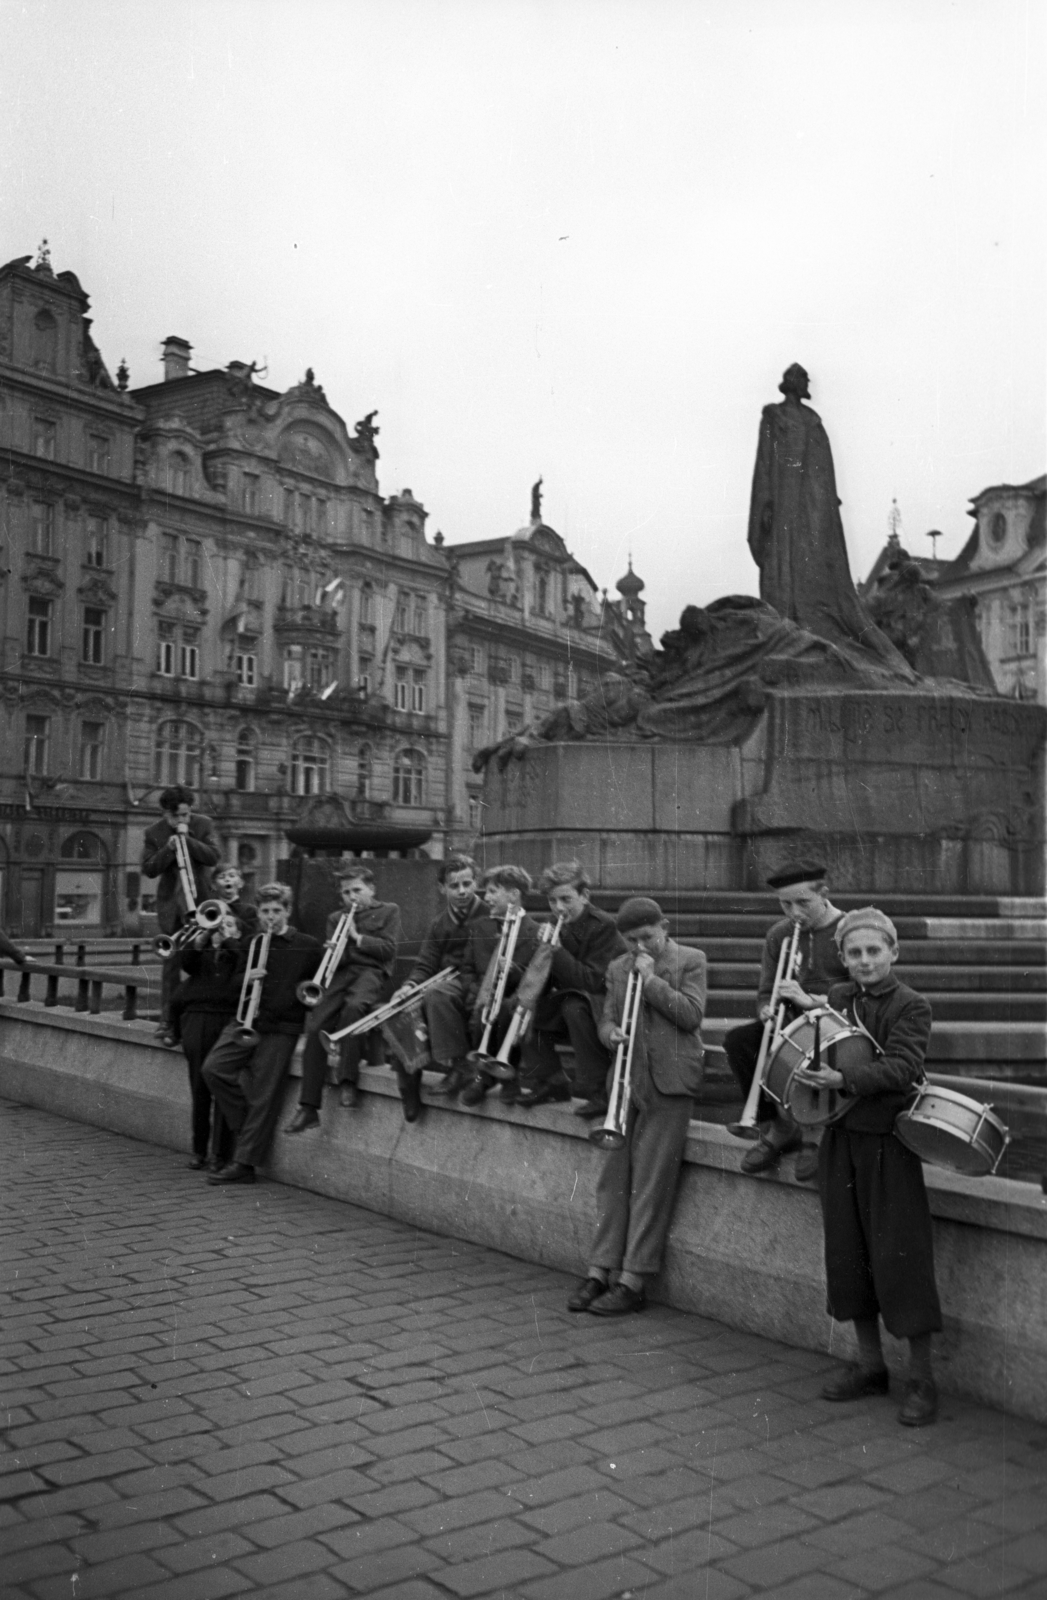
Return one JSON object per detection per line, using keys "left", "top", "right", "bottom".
{"left": 154, "top": 898, "right": 226, "bottom": 959}
{"left": 590, "top": 963, "right": 644, "bottom": 1150}
{"left": 229, "top": 928, "right": 272, "bottom": 1047}
{"left": 297, "top": 908, "right": 356, "bottom": 1006}
{"left": 728, "top": 920, "right": 801, "bottom": 1139}
{"left": 319, "top": 967, "right": 456, "bottom": 1049}
{"left": 467, "top": 908, "right": 525, "bottom": 1068}
{"left": 478, "top": 914, "right": 564, "bottom": 1083}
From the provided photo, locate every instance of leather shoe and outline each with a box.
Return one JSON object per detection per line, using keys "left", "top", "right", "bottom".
{"left": 572, "top": 1099, "right": 609, "bottom": 1120}
{"left": 741, "top": 1128, "right": 802, "bottom": 1174}
{"left": 398, "top": 1068, "right": 423, "bottom": 1123}
{"left": 898, "top": 1378, "right": 938, "bottom": 1427}
{"left": 794, "top": 1145, "right": 820, "bottom": 1184}
{"left": 186, "top": 1155, "right": 207, "bottom": 1170}
{"left": 515, "top": 1083, "right": 571, "bottom": 1109}
{"left": 206, "top": 1162, "right": 255, "bottom": 1185}
{"left": 431, "top": 1067, "right": 467, "bottom": 1098}
{"left": 339, "top": 1083, "right": 362, "bottom": 1110}
{"left": 460, "top": 1075, "right": 488, "bottom": 1107}
{"left": 589, "top": 1282, "right": 645, "bottom": 1316}
{"left": 567, "top": 1276, "right": 608, "bottom": 1312}
{"left": 286, "top": 1107, "right": 319, "bottom": 1134}
{"left": 821, "top": 1364, "right": 890, "bottom": 1402}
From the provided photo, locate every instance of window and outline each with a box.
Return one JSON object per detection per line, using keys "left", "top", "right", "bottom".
{"left": 235, "top": 649, "right": 257, "bottom": 687}
{"left": 314, "top": 500, "right": 327, "bottom": 535}
{"left": 154, "top": 720, "right": 202, "bottom": 787}
{"left": 242, "top": 473, "right": 260, "bottom": 515}
{"left": 1010, "top": 605, "right": 1033, "bottom": 657}
{"left": 85, "top": 516, "right": 107, "bottom": 567}
{"left": 26, "top": 596, "right": 52, "bottom": 656}
{"left": 157, "top": 621, "right": 176, "bottom": 676}
{"left": 81, "top": 606, "right": 106, "bottom": 665}
{"left": 235, "top": 728, "right": 256, "bottom": 792}
{"left": 392, "top": 748, "right": 426, "bottom": 806}
{"left": 394, "top": 593, "right": 409, "bottom": 633}
{"left": 168, "top": 453, "right": 190, "bottom": 497}
{"left": 24, "top": 714, "right": 50, "bottom": 776}
{"left": 79, "top": 721, "right": 104, "bottom": 780}
{"left": 536, "top": 573, "right": 548, "bottom": 615}
{"left": 161, "top": 534, "right": 179, "bottom": 584}
{"left": 87, "top": 434, "right": 110, "bottom": 474}
{"left": 307, "top": 648, "right": 331, "bottom": 691}
{"left": 538, "top": 660, "right": 551, "bottom": 690}
{"left": 468, "top": 704, "right": 486, "bottom": 746}
{"left": 411, "top": 670, "right": 427, "bottom": 713}
{"left": 394, "top": 665, "right": 409, "bottom": 711}
{"left": 357, "top": 655, "right": 373, "bottom": 695}
{"left": 243, "top": 559, "right": 261, "bottom": 601}
{"left": 467, "top": 794, "right": 482, "bottom": 832}
{"left": 283, "top": 645, "right": 303, "bottom": 690}
{"left": 185, "top": 540, "right": 202, "bottom": 590}
{"left": 33, "top": 418, "right": 56, "bottom": 459}
{"left": 30, "top": 501, "right": 55, "bottom": 556}
{"left": 33, "top": 308, "right": 56, "bottom": 372}
{"left": 180, "top": 628, "right": 199, "bottom": 680}
{"left": 359, "top": 584, "right": 374, "bottom": 625}
{"left": 356, "top": 743, "right": 373, "bottom": 799}
{"left": 291, "top": 735, "right": 329, "bottom": 796}
{"left": 507, "top": 654, "right": 519, "bottom": 683}
{"left": 412, "top": 595, "right": 427, "bottom": 636}
{"left": 470, "top": 644, "right": 484, "bottom": 674}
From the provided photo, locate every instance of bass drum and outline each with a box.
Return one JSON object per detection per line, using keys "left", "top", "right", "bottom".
{"left": 765, "top": 1007, "right": 874, "bottom": 1126}
{"left": 895, "top": 1085, "right": 1009, "bottom": 1177}
{"left": 381, "top": 995, "right": 434, "bottom": 1075}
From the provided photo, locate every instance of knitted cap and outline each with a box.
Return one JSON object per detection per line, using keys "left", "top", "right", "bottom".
{"left": 615, "top": 896, "right": 665, "bottom": 932}
{"left": 835, "top": 906, "right": 898, "bottom": 949}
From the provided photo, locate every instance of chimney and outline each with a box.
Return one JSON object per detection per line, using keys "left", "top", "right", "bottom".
{"left": 162, "top": 336, "right": 192, "bottom": 382}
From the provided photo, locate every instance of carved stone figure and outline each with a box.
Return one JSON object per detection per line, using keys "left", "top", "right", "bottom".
{"left": 748, "top": 365, "right": 913, "bottom": 676}
{"left": 531, "top": 477, "right": 543, "bottom": 521}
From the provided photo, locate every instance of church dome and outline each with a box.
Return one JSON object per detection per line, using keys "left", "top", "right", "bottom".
{"left": 616, "top": 560, "right": 645, "bottom": 599}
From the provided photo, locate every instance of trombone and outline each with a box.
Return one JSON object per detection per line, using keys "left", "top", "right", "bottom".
{"left": 478, "top": 914, "right": 564, "bottom": 1083}
{"left": 297, "top": 908, "right": 356, "bottom": 1006}
{"left": 320, "top": 967, "right": 456, "bottom": 1049}
{"left": 230, "top": 928, "right": 272, "bottom": 1047}
{"left": 466, "top": 907, "right": 525, "bottom": 1068}
{"left": 590, "top": 963, "right": 644, "bottom": 1150}
{"left": 728, "top": 920, "right": 802, "bottom": 1139}
{"left": 154, "top": 830, "right": 224, "bottom": 957}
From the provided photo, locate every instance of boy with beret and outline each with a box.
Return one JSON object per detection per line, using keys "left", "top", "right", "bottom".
{"left": 803, "top": 906, "right": 942, "bottom": 1427}
{"left": 567, "top": 898, "right": 706, "bottom": 1317}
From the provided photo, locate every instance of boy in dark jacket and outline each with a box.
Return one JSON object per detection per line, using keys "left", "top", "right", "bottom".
{"left": 568, "top": 898, "right": 706, "bottom": 1317}
{"left": 202, "top": 883, "right": 321, "bottom": 1185}
{"left": 173, "top": 910, "right": 242, "bottom": 1171}
{"left": 515, "top": 860, "right": 626, "bottom": 1112}
{"left": 457, "top": 865, "right": 542, "bottom": 1106}
{"left": 390, "top": 854, "right": 486, "bottom": 1097}
{"left": 805, "top": 906, "right": 942, "bottom": 1427}
{"left": 287, "top": 867, "right": 401, "bottom": 1130}
{"left": 141, "top": 784, "right": 222, "bottom": 1043}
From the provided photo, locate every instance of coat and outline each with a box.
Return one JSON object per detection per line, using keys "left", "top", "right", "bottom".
{"left": 599, "top": 939, "right": 706, "bottom": 1098}
{"left": 407, "top": 897, "right": 487, "bottom": 985}
{"left": 460, "top": 911, "right": 543, "bottom": 1015}
{"left": 827, "top": 974, "right": 933, "bottom": 1134}
{"left": 325, "top": 902, "right": 402, "bottom": 988}
{"left": 141, "top": 816, "right": 222, "bottom": 934}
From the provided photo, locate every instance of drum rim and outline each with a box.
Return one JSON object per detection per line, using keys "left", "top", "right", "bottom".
{"left": 895, "top": 1111, "right": 1004, "bottom": 1151}
{"left": 903, "top": 1088, "right": 1008, "bottom": 1136}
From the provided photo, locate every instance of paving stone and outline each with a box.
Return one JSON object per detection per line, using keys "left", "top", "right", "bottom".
{"left": 518, "top": 1552, "right": 654, "bottom": 1600}
{"left": 330, "top": 1541, "right": 449, "bottom": 1592}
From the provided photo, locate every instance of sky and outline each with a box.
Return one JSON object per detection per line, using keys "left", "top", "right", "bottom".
{"left": 2, "top": 0, "right": 1044, "bottom": 640}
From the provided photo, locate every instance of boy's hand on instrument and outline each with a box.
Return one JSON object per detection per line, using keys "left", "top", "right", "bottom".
{"left": 759, "top": 1003, "right": 775, "bottom": 1023}
{"left": 778, "top": 978, "right": 813, "bottom": 1008}
{"left": 608, "top": 1025, "right": 628, "bottom": 1045}
{"left": 798, "top": 1065, "right": 845, "bottom": 1089}
{"left": 390, "top": 983, "right": 412, "bottom": 1003}
{"left": 634, "top": 952, "right": 656, "bottom": 982}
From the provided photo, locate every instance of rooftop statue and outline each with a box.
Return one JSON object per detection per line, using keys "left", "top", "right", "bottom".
{"left": 748, "top": 365, "right": 913, "bottom": 676}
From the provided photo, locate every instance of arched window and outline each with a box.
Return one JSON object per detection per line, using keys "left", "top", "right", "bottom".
{"left": 359, "top": 583, "right": 374, "bottom": 625}
{"left": 356, "top": 743, "right": 373, "bottom": 799}
{"left": 60, "top": 830, "right": 104, "bottom": 861}
{"left": 290, "top": 734, "right": 330, "bottom": 796}
{"left": 153, "top": 720, "right": 202, "bottom": 787}
{"left": 536, "top": 573, "right": 548, "bottom": 615}
{"left": 392, "top": 747, "right": 426, "bottom": 806}
{"left": 168, "top": 452, "right": 190, "bottom": 497}
{"left": 235, "top": 728, "right": 256, "bottom": 793}
{"left": 33, "top": 309, "right": 57, "bottom": 372}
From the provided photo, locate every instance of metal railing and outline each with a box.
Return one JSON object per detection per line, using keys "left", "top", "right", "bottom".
{"left": 0, "top": 952, "right": 155, "bottom": 1022}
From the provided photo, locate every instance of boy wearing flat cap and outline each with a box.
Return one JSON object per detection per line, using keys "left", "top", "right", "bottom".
{"left": 725, "top": 859, "right": 848, "bottom": 1181}
{"left": 567, "top": 898, "right": 706, "bottom": 1317}
{"left": 805, "top": 906, "right": 942, "bottom": 1427}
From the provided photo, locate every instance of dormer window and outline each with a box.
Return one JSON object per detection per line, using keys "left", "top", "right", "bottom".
{"left": 989, "top": 511, "right": 1007, "bottom": 548}
{"left": 33, "top": 309, "right": 57, "bottom": 372}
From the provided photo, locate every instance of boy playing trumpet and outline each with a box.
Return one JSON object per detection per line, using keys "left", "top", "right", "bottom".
{"left": 568, "top": 898, "right": 706, "bottom": 1317}
{"left": 458, "top": 865, "right": 542, "bottom": 1106}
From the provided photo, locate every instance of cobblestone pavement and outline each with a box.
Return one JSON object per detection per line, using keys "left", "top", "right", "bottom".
{"left": 2, "top": 1101, "right": 1046, "bottom": 1600}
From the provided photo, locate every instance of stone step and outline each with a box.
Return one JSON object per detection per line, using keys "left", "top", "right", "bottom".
{"left": 697, "top": 960, "right": 1047, "bottom": 993}
{"left": 587, "top": 890, "right": 1047, "bottom": 918}
{"left": 700, "top": 1016, "right": 1047, "bottom": 1065}
{"left": 690, "top": 938, "right": 1047, "bottom": 967}
{"left": 648, "top": 914, "right": 1047, "bottom": 941}
{"left": 704, "top": 988, "right": 1046, "bottom": 1022}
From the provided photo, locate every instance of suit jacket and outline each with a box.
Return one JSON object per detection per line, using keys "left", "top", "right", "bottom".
{"left": 327, "top": 902, "right": 402, "bottom": 987}
{"left": 141, "top": 816, "right": 222, "bottom": 934}
{"left": 599, "top": 939, "right": 706, "bottom": 1098}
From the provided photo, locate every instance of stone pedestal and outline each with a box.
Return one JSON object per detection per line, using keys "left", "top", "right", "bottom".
{"left": 479, "top": 687, "right": 1045, "bottom": 894}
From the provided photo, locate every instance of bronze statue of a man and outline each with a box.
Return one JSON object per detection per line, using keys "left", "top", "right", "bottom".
{"left": 748, "top": 365, "right": 912, "bottom": 674}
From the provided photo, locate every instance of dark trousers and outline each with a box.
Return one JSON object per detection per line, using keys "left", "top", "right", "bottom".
{"left": 300, "top": 969, "right": 386, "bottom": 1104}
{"left": 202, "top": 1023, "right": 299, "bottom": 1169}
{"left": 519, "top": 991, "right": 611, "bottom": 1101}
{"left": 180, "top": 1011, "right": 235, "bottom": 1164}
{"left": 591, "top": 1079, "right": 694, "bottom": 1279}
{"left": 420, "top": 980, "right": 471, "bottom": 1070}
{"left": 724, "top": 1017, "right": 786, "bottom": 1124}
{"left": 818, "top": 1126, "right": 943, "bottom": 1339}
{"left": 160, "top": 948, "right": 181, "bottom": 1027}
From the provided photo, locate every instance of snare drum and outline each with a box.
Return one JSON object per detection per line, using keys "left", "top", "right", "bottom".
{"left": 895, "top": 1085, "right": 1009, "bottom": 1177}
{"left": 380, "top": 996, "right": 434, "bottom": 1075}
{"left": 765, "top": 1007, "right": 874, "bottom": 1126}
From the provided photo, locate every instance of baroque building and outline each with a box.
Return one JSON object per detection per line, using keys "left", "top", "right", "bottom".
{"left": 442, "top": 483, "right": 650, "bottom": 852}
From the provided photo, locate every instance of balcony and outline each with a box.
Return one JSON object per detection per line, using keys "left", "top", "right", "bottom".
{"left": 273, "top": 603, "right": 339, "bottom": 640}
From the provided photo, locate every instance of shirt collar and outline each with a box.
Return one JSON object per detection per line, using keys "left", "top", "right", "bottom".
{"left": 852, "top": 973, "right": 899, "bottom": 998}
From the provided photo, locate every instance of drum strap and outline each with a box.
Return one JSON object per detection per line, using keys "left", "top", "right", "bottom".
{"left": 847, "top": 997, "right": 884, "bottom": 1057}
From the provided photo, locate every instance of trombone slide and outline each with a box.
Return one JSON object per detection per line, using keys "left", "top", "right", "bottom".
{"left": 297, "top": 908, "right": 356, "bottom": 1007}
{"left": 231, "top": 929, "right": 272, "bottom": 1046}
{"left": 319, "top": 967, "right": 456, "bottom": 1050}
{"left": 468, "top": 908, "right": 525, "bottom": 1068}
{"left": 590, "top": 966, "right": 644, "bottom": 1151}
{"left": 478, "top": 914, "right": 564, "bottom": 1082}
{"left": 728, "top": 921, "right": 801, "bottom": 1139}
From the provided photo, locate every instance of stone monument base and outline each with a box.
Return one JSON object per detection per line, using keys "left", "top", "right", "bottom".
{"left": 479, "top": 687, "right": 1045, "bottom": 894}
